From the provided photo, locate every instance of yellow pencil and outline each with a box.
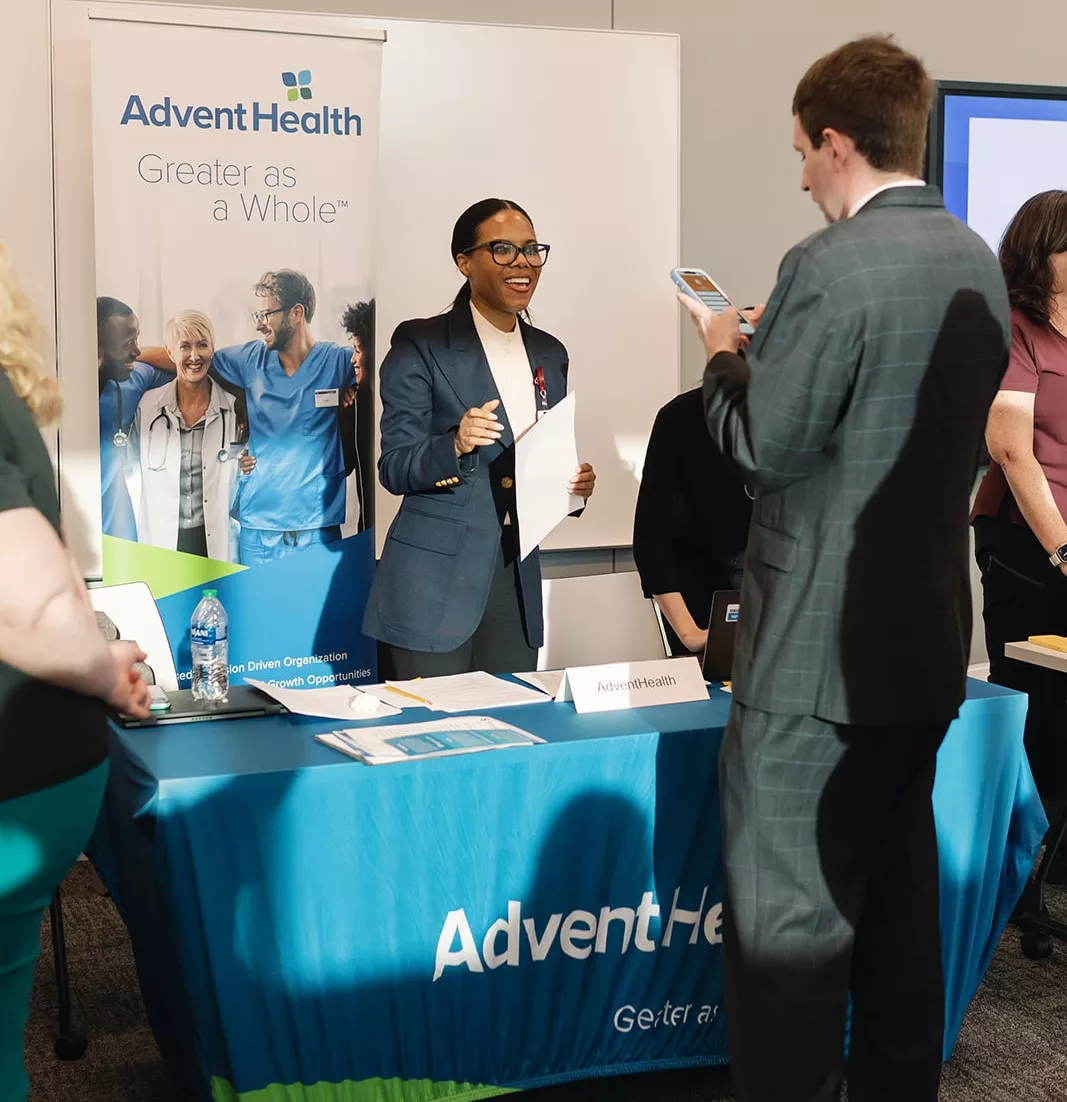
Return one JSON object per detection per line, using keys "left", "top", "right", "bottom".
{"left": 383, "top": 683, "right": 432, "bottom": 706}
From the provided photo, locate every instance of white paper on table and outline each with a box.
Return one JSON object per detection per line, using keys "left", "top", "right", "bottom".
{"left": 514, "top": 391, "right": 583, "bottom": 561}
{"left": 316, "top": 715, "right": 543, "bottom": 765}
{"left": 515, "top": 670, "right": 565, "bottom": 698}
{"left": 359, "top": 683, "right": 430, "bottom": 710}
{"left": 384, "top": 671, "right": 549, "bottom": 713}
{"left": 245, "top": 678, "right": 401, "bottom": 720}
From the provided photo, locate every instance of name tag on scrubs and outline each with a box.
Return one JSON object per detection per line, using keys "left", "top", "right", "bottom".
{"left": 314, "top": 388, "right": 340, "bottom": 408}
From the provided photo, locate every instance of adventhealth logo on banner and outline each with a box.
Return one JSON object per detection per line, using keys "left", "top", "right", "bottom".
{"left": 433, "top": 886, "right": 723, "bottom": 982}
{"left": 120, "top": 68, "right": 361, "bottom": 136}
{"left": 282, "top": 69, "right": 313, "bottom": 101}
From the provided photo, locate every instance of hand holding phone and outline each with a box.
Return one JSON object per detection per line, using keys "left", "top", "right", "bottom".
{"left": 671, "top": 268, "right": 755, "bottom": 336}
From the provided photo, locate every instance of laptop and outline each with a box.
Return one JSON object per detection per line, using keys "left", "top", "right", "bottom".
{"left": 701, "top": 589, "right": 741, "bottom": 683}
{"left": 117, "top": 684, "right": 286, "bottom": 728}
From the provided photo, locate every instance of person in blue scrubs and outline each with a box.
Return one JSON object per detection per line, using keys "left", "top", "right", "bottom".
{"left": 142, "top": 272, "right": 354, "bottom": 565}
{"left": 97, "top": 297, "right": 170, "bottom": 541}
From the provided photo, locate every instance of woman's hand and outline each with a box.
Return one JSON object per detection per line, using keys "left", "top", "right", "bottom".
{"left": 568, "top": 463, "right": 596, "bottom": 499}
{"left": 455, "top": 399, "right": 502, "bottom": 456}
{"left": 104, "top": 641, "right": 152, "bottom": 717}
{"left": 681, "top": 627, "right": 709, "bottom": 653}
{"left": 239, "top": 449, "right": 257, "bottom": 475}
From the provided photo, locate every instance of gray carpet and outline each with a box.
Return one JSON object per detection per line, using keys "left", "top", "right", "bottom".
{"left": 23, "top": 862, "right": 1067, "bottom": 1101}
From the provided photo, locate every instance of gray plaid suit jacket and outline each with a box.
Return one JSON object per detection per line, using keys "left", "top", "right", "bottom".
{"left": 705, "top": 185, "right": 1010, "bottom": 726}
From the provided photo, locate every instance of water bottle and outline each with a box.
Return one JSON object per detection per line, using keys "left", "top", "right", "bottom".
{"left": 190, "top": 589, "right": 229, "bottom": 703}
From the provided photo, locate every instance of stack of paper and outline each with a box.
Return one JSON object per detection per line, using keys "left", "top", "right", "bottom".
{"left": 381, "top": 671, "right": 549, "bottom": 713}
{"left": 515, "top": 671, "right": 564, "bottom": 698}
{"left": 316, "top": 716, "right": 544, "bottom": 765}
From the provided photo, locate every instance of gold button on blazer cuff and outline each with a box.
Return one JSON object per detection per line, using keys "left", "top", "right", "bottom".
{"left": 501, "top": 476, "right": 514, "bottom": 490}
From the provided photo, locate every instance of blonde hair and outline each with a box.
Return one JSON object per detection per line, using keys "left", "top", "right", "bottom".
{"left": 0, "top": 245, "right": 61, "bottom": 426}
{"left": 164, "top": 309, "right": 216, "bottom": 351}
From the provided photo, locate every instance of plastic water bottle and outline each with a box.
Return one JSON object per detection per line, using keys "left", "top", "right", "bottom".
{"left": 191, "top": 589, "right": 229, "bottom": 703}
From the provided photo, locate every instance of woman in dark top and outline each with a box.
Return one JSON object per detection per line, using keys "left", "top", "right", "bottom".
{"left": 633, "top": 386, "right": 752, "bottom": 656}
{"left": 0, "top": 248, "right": 150, "bottom": 1100}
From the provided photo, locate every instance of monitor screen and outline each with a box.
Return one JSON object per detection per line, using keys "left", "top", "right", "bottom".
{"left": 929, "top": 80, "right": 1067, "bottom": 253}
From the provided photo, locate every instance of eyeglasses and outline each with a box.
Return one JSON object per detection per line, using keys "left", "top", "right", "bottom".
{"left": 251, "top": 307, "right": 285, "bottom": 324}
{"left": 462, "top": 240, "right": 551, "bottom": 267}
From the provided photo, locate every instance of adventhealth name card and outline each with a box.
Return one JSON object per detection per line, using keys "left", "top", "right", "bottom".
{"left": 557, "top": 657, "right": 709, "bottom": 714}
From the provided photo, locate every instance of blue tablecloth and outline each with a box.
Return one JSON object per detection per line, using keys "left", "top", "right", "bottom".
{"left": 88, "top": 679, "right": 1044, "bottom": 1102}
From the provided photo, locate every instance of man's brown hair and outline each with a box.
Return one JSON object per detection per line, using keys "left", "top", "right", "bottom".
{"left": 792, "top": 35, "right": 934, "bottom": 176}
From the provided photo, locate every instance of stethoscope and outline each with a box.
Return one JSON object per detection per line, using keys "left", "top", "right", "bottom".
{"left": 111, "top": 383, "right": 132, "bottom": 448}
{"left": 145, "top": 406, "right": 238, "bottom": 470}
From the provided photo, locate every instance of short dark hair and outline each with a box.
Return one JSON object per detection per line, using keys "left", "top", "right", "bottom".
{"left": 450, "top": 198, "right": 534, "bottom": 307}
{"left": 254, "top": 269, "right": 316, "bottom": 322}
{"left": 999, "top": 190, "right": 1067, "bottom": 327}
{"left": 96, "top": 296, "right": 133, "bottom": 333}
{"left": 792, "top": 35, "right": 934, "bottom": 176}
{"left": 341, "top": 299, "right": 374, "bottom": 355}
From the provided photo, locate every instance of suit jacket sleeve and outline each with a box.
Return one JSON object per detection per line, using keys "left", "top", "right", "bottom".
{"left": 633, "top": 405, "right": 681, "bottom": 596}
{"left": 377, "top": 333, "right": 462, "bottom": 496}
{"left": 703, "top": 245, "right": 858, "bottom": 493}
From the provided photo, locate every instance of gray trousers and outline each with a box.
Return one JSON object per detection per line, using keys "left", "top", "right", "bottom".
{"left": 380, "top": 539, "right": 536, "bottom": 678}
{"left": 720, "top": 700, "right": 948, "bottom": 1102}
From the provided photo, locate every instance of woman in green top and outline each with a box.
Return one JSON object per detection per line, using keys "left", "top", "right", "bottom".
{"left": 0, "top": 246, "right": 152, "bottom": 1101}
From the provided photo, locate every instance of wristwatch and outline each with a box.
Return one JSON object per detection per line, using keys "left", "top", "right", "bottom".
{"left": 1049, "top": 544, "right": 1067, "bottom": 568}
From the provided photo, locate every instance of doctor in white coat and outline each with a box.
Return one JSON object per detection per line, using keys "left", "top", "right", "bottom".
{"left": 130, "top": 310, "right": 253, "bottom": 562}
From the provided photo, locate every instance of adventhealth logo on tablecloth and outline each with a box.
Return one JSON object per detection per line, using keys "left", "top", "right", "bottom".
{"left": 433, "top": 886, "right": 724, "bottom": 982}
{"left": 119, "top": 66, "right": 361, "bottom": 136}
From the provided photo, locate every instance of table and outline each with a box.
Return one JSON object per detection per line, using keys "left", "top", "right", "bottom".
{"left": 88, "top": 679, "right": 1044, "bottom": 1102}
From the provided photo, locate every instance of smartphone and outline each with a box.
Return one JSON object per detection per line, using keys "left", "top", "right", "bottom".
{"left": 147, "top": 684, "right": 172, "bottom": 712}
{"left": 672, "top": 268, "right": 755, "bottom": 336}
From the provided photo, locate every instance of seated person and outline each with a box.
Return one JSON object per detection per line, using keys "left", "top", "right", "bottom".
{"left": 633, "top": 387, "right": 752, "bottom": 655}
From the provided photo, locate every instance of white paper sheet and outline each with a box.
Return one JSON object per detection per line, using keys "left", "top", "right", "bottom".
{"left": 515, "top": 670, "right": 565, "bottom": 698}
{"left": 514, "top": 391, "right": 583, "bottom": 561}
{"left": 359, "top": 683, "right": 431, "bottom": 710}
{"left": 245, "top": 678, "right": 401, "bottom": 720}
{"left": 384, "top": 671, "right": 550, "bottom": 713}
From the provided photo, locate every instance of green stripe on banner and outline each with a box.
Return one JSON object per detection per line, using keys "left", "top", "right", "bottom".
{"left": 103, "top": 535, "right": 246, "bottom": 600}
{"left": 211, "top": 1077, "right": 517, "bottom": 1102}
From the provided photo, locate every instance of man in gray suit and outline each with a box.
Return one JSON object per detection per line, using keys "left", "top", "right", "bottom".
{"left": 679, "top": 36, "right": 1010, "bottom": 1102}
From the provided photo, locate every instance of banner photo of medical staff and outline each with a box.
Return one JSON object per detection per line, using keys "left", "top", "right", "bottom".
{"left": 90, "top": 16, "right": 382, "bottom": 688}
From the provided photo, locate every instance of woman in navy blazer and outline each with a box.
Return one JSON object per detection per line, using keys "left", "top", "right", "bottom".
{"left": 363, "top": 199, "right": 596, "bottom": 677}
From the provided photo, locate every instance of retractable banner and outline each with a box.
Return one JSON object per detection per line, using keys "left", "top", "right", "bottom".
{"left": 89, "top": 12, "right": 382, "bottom": 689}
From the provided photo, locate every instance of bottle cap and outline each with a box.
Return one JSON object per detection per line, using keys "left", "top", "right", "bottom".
{"left": 203, "top": 589, "right": 217, "bottom": 598}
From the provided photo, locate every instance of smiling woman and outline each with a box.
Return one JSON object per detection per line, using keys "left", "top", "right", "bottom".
{"left": 363, "top": 198, "right": 596, "bottom": 677}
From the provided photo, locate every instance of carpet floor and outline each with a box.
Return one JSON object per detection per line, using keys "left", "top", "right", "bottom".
{"left": 22, "top": 862, "right": 1067, "bottom": 1101}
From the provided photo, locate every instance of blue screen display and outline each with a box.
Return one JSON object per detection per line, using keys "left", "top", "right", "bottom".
{"left": 939, "top": 91, "right": 1067, "bottom": 228}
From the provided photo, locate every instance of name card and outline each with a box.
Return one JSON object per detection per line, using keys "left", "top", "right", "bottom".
{"left": 555, "top": 657, "right": 709, "bottom": 714}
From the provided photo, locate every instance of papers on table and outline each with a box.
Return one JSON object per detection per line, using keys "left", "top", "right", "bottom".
{"left": 515, "top": 670, "right": 565, "bottom": 698}
{"left": 514, "top": 391, "right": 583, "bottom": 561}
{"left": 316, "top": 716, "right": 543, "bottom": 765}
{"left": 382, "top": 671, "right": 548, "bottom": 713}
{"left": 245, "top": 678, "right": 401, "bottom": 720}
{"left": 359, "top": 683, "right": 431, "bottom": 710}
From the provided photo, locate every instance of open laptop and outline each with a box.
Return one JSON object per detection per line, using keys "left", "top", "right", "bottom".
{"left": 117, "top": 685, "right": 286, "bottom": 728}
{"left": 701, "top": 589, "right": 741, "bottom": 683}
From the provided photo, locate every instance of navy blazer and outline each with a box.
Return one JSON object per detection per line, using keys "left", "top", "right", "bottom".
{"left": 362, "top": 300, "right": 570, "bottom": 652}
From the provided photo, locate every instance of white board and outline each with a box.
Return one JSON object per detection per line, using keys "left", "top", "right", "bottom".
{"left": 50, "top": 2, "right": 680, "bottom": 573}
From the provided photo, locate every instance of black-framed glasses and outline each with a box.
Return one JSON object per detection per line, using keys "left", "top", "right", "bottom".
{"left": 251, "top": 307, "right": 285, "bottom": 324}
{"left": 462, "top": 240, "right": 551, "bottom": 267}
